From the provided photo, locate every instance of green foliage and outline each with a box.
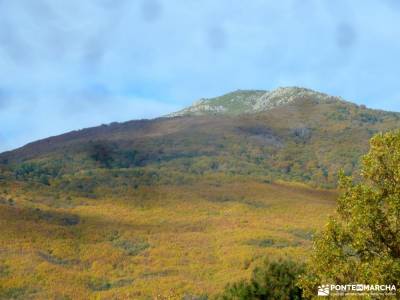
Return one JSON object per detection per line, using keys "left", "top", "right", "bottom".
{"left": 217, "top": 259, "right": 305, "bottom": 300}
{"left": 14, "top": 162, "right": 61, "bottom": 185}
{"left": 88, "top": 141, "right": 140, "bottom": 168}
{"left": 300, "top": 131, "right": 400, "bottom": 298}
{"left": 89, "top": 142, "right": 116, "bottom": 167}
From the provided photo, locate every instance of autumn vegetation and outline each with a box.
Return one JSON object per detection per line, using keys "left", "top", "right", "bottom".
{"left": 0, "top": 175, "right": 336, "bottom": 299}
{"left": 1, "top": 91, "right": 400, "bottom": 299}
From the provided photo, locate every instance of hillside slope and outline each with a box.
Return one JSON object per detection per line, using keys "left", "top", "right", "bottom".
{"left": 1, "top": 87, "right": 399, "bottom": 191}
{"left": 0, "top": 178, "right": 336, "bottom": 299}
{"left": 0, "top": 87, "right": 399, "bottom": 298}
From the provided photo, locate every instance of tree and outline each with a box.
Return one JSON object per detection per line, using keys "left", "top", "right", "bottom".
{"left": 89, "top": 142, "right": 115, "bottom": 167}
{"left": 217, "top": 259, "right": 305, "bottom": 300}
{"left": 300, "top": 131, "right": 400, "bottom": 298}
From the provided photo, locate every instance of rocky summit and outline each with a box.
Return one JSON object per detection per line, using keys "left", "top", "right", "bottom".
{"left": 168, "top": 87, "right": 346, "bottom": 117}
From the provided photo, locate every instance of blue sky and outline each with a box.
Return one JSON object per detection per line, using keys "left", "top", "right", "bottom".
{"left": 1, "top": 0, "right": 400, "bottom": 152}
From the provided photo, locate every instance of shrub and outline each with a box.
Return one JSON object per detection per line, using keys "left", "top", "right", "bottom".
{"left": 217, "top": 259, "right": 305, "bottom": 300}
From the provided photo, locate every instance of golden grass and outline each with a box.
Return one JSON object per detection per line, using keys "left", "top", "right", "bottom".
{"left": 0, "top": 180, "right": 336, "bottom": 299}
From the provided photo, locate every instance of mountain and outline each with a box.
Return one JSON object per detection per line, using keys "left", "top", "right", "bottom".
{"left": 1, "top": 87, "right": 400, "bottom": 192}
{"left": 167, "top": 87, "right": 348, "bottom": 117}
{"left": 1, "top": 87, "right": 400, "bottom": 298}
